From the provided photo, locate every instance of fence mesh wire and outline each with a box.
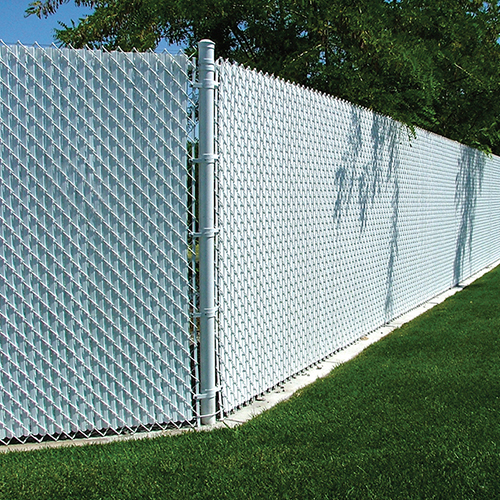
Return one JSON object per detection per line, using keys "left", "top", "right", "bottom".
{"left": 216, "top": 61, "right": 500, "bottom": 413}
{"left": 0, "top": 44, "right": 197, "bottom": 444}
{"left": 2, "top": 44, "right": 500, "bottom": 441}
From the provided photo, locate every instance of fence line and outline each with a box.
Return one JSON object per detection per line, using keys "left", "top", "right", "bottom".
{"left": 215, "top": 60, "right": 500, "bottom": 413}
{"left": 1, "top": 41, "right": 500, "bottom": 444}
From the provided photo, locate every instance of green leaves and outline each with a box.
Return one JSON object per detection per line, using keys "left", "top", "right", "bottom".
{"left": 26, "top": 0, "right": 97, "bottom": 19}
{"left": 53, "top": 0, "right": 165, "bottom": 51}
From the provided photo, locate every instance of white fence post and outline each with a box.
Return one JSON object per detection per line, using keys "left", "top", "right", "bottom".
{"left": 197, "top": 39, "right": 218, "bottom": 425}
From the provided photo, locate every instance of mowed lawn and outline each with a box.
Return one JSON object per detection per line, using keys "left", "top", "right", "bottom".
{"left": 1, "top": 265, "right": 499, "bottom": 499}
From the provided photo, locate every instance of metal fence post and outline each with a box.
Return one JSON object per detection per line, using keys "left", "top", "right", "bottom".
{"left": 197, "top": 39, "right": 217, "bottom": 425}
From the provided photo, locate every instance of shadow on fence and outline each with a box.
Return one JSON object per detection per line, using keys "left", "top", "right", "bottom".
{"left": 454, "top": 146, "right": 485, "bottom": 285}
{"left": 332, "top": 109, "right": 402, "bottom": 322}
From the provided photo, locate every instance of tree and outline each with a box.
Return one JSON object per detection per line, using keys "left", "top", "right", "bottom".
{"left": 27, "top": 0, "right": 500, "bottom": 154}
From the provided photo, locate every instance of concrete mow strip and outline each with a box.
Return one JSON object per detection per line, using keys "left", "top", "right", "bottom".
{"left": 3, "top": 258, "right": 500, "bottom": 453}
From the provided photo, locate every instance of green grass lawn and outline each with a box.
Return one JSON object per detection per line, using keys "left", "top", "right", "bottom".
{"left": 1, "top": 265, "right": 500, "bottom": 500}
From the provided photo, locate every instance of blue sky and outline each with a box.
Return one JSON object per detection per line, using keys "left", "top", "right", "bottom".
{"left": 0, "top": 0, "right": 94, "bottom": 46}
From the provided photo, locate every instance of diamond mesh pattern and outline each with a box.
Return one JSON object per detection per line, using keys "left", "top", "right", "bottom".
{"left": 0, "top": 44, "right": 196, "bottom": 444}
{"left": 216, "top": 61, "right": 500, "bottom": 413}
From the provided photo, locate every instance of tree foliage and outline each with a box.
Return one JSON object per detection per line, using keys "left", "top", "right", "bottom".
{"left": 27, "top": 0, "right": 500, "bottom": 154}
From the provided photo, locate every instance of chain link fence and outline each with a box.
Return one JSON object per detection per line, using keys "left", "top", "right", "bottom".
{"left": 0, "top": 44, "right": 197, "bottom": 444}
{"left": 215, "top": 60, "right": 500, "bottom": 413}
{"left": 1, "top": 42, "right": 500, "bottom": 443}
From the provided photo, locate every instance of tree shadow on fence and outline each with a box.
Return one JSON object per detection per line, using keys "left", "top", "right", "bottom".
{"left": 382, "top": 120, "right": 401, "bottom": 323}
{"left": 333, "top": 107, "right": 360, "bottom": 223}
{"left": 454, "top": 146, "right": 485, "bottom": 285}
{"left": 332, "top": 108, "right": 402, "bottom": 322}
